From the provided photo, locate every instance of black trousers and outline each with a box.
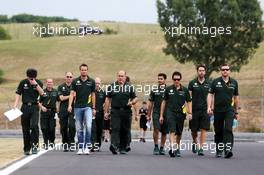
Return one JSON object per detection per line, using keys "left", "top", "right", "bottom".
{"left": 214, "top": 110, "right": 234, "bottom": 153}
{"left": 92, "top": 111, "right": 104, "bottom": 147}
{"left": 110, "top": 109, "right": 132, "bottom": 150}
{"left": 59, "top": 111, "right": 76, "bottom": 145}
{"left": 40, "top": 110, "right": 56, "bottom": 146}
{"left": 21, "top": 104, "right": 40, "bottom": 152}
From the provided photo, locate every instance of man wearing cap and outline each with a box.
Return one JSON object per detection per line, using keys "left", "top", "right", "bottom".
{"left": 13, "top": 68, "right": 44, "bottom": 155}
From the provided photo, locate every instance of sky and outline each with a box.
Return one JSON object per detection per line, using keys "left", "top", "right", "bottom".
{"left": 0, "top": 0, "right": 264, "bottom": 24}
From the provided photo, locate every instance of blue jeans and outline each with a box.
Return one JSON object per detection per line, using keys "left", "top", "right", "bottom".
{"left": 74, "top": 107, "right": 92, "bottom": 149}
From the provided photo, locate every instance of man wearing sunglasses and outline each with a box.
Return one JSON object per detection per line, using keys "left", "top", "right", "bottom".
{"left": 188, "top": 64, "right": 210, "bottom": 156}
{"left": 14, "top": 68, "right": 44, "bottom": 155}
{"left": 207, "top": 64, "right": 239, "bottom": 159}
{"left": 58, "top": 72, "right": 76, "bottom": 152}
{"left": 160, "top": 71, "right": 192, "bottom": 157}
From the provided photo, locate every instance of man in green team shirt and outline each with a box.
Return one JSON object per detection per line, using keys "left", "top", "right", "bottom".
{"left": 207, "top": 64, "right": 239, "bottom": 159}
{"left": 188, "top": 64, "right": 210, "bottom": 156}
{"left": 14, "top": 68, "right": 44, "bottom": 155}
{"left": 68, "top": 64, "right": 96, "bottom": 155}
{"left": 160, "top": 71, "right": 192, "bottom": 157}
{"left": 147, "top": 73, "right": 168, "bottom": 155}
{"left": 39, "top": 79, "right": 59, "bottom": 150}
{"left": 58, "top": 72, "right": 76, "bottom": 152}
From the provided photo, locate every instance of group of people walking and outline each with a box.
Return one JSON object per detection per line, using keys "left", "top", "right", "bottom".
{"left": 14, "top": 63, "right": 239, "bottom": 159}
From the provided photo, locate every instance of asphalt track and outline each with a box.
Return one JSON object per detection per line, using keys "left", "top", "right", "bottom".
{"left": 6, "top": 141, "right": 264, "bottom": 175}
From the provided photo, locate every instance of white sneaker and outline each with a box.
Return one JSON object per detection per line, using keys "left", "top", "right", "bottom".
{"left": 83, "top": 148, "right": 91, "bottom": 155}
{"left": 76, "top": 149, "right": 83, "bottom": 155}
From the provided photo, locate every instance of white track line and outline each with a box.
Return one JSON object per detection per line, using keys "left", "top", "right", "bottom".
{"left": 0, "top": 149, "right": 49, "bottom": 175}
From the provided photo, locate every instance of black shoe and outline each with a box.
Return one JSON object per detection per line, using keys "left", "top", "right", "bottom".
{"left": 192, "top": 143, "right": 197, "bottom": 154}
{"left": 32, "top": 148, "right": 38, "bottom": 154}
{"left": 159, "top": 147, "right": 166, "bottom": 155}
{"left": 175, "top": 149, "right": 181, "bottom": 157}
{"left": 110, "top": 144, "right": 118, "bottom": 155}
{"left": 215, "top": 152, "right": 223, "bottom": 158}
{"left": 197, "top": 149, "right": 204, "bottom": 156}
{"left": 153, "top": 146, "right": 159, "bottom": 155}
{"left": 224, "top": 151, "right": 233, "bottom": 159}
{"left": 169, "top": 149, "right": 176, "bottom": 157}
{"left": 139, "top": 138, "right": 143, "bottom": 142}
{"left": 24, "top": 151, "right": 30, "bottom": 156}
{"left": 125, "top": 145, "right": 131, "bottom": 152}
{"left": 142, "top": 138, "right": 146, "bottom": 143}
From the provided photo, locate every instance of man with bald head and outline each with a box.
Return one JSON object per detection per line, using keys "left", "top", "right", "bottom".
{"left": 58, "top": 72, "right": 76, "bottom": 152}
{"left": 104, "top": 70, "right": 138, "bottom": 154}
{"left": 39, "top": 79, "right": 59, "bottom": 150}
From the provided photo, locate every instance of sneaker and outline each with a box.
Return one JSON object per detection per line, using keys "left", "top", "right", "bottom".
{"left": 84, "top": 148, "right": 91, "bottom": 155}
{"left": 142, "top": 138, "right": 146, "bottom": 143}
{"left": 24, "top": 151, "right": 30, "bottom": 156}
{"left": 77, "top": 149, "right": 83, "bottom": 155}
{"left": 153, "top": 146, "right": 160, "bottom": 155}
{"left": 198, "top": 149, "right": 204, "bottom": 156}
{"left": 169, "top": 149, "right": 176, "bottom": 157}
{"left": 175, "top": 149, "right": 181, "bottom": 157}
{"left": 139, "top": 138, "right": 143, "bottom": 142}
{"left": 215, "top": 152, "right": 223, "bottom": 158}
{"left": 159, "top": 147, "right": 166, "bottom": 155}
{"left": 224, "top": 151, "right": 233, "bottom": 159}
{"left": 192, "top": 143, "right": 197, "bottom": 154}
{"left": 110, "top": 144, "right": 118, "bottom": 155}
{"left": 32, "top": 148, "right": 38, "bottom": 154}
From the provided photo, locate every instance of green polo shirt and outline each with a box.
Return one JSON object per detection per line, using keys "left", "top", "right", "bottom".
{"left": 57, "top": 83, "right": 72, "bottom": 111}
{"left": 163, "top": 84, "right": 191, "bottom": 113}
{"left": 149, "top": 85, "right": 166, "bottom": 114}
{"left": 95, "top": 89, "right": 106, "bottom": 111}
{"left": 209, "top": 76, "right": 239, "bottom": 112}
{"left": 16, "top": 79, "right": 43, "bottom": 104}
{"left": 71, "top": 76, "right": 96, "bottom": 108}
{"left": 188, "top": 78, "right": 210, "bottom": 111}
{"left": 39, "top": 88, "right": 58, "bottom": 109}
{"left": 106, "top": 81, "right": 136, "bottom": 108}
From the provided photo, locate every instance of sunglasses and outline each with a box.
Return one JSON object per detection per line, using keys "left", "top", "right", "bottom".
{"left": 66, "top": 76, "right": 73, "bottom": 78}
{"left": 221, "top": 69, "right": 230, "bottom": 71}
{"left": 173, "top": 78, "right": 181, "bottom": 81}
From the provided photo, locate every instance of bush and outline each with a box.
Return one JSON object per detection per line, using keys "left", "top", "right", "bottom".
{"left": 0, "top": 26, "right": 11, "bottom": 40}
{"left": 104, "top": 27, "right": 118, "bottom": 35}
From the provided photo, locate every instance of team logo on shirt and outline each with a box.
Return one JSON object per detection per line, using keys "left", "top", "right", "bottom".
{"left": 62, "top": 87, "right": 65, "bottom": 90}
{"left": 216, "top": 82, "right": 222, "bottom": 88}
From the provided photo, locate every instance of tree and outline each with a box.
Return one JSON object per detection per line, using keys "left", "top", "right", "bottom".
{"left": 157, "top": 0, "right": 264, "bottom": 77}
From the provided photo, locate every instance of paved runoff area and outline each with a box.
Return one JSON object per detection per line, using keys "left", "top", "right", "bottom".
{"left": 1, "top": 141, "right": 264, "bottom": 175}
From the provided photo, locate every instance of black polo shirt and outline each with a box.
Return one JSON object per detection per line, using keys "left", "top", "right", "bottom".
{"left": 188, "top": 78, "right": 210, "bottom": 111}
{"left": 71, "top": 76, "right": 96, "bottom": 108}
{"left": 95, "top": 89, "right": 106, "bottom": 112}
{"left": 39, "top": 88, "right": 58, "bottom": 109}
{"left": 149, "top": 85, "right": 166, "bottom": 114}
{"left": 106, "top": 81, "right": 137, "bottom": 108}
{"left": 209, "top": 76, "right": 239, "bottom": 112}
{"left": 16, "top": 79, "right": 43, "bottom": 104}
{"left": 163, "top": 84, "right": 191, "bottom": 113}
{"left": 57, "top": 82, "right": 72, "bottom": 111}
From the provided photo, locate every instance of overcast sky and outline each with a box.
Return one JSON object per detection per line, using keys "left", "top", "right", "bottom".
{"left": 0, "top": 0, "right": 264, "bottom": 24}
